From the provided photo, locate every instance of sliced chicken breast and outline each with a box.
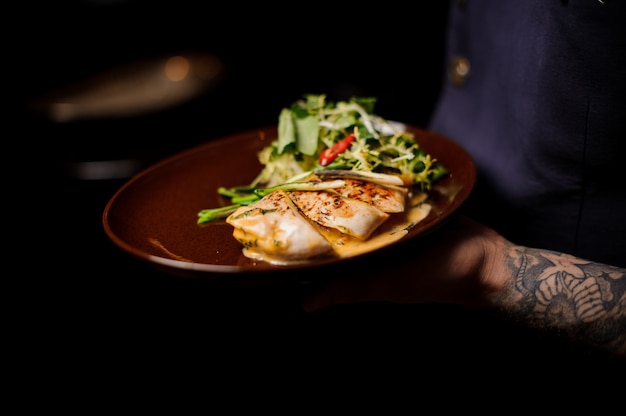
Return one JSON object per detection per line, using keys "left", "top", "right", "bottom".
{"left": 332, "top": 179, "right": 408, "bottom": 213}
{"left": 287, "top": 190, "right": 390, "bottom": 240}
{"left": 226, "top": 189, "right": 333, "bottom": 262}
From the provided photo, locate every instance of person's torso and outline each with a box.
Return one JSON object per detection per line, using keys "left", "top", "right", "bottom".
{"left": 429, "top": 0, "right": 626, "bottom": 267}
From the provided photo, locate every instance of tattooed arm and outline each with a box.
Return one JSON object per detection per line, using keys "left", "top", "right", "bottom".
{"left": 487, "top": 242, "right": 626, "bottom": 356}
{"left": 302, "top": 215, "right": 626, "bottom": 357}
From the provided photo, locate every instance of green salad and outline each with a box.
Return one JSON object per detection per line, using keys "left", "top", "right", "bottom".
{"left": 197, "top": 94, "right": 448, "bottom": 224}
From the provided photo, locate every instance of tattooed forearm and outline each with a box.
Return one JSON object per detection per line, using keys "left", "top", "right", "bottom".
{"left": 491, "top": 243, "right": 626, "bottom": 357}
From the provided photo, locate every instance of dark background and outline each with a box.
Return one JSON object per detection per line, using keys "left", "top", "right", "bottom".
{"left": 12, "top": 0, "right": 621, "bottom": 400}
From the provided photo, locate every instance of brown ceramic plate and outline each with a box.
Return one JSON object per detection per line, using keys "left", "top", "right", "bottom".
{"left": 103, "top": 124, "right": 475, "bottom": 283}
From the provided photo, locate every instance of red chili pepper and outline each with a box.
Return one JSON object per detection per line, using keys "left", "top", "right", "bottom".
{"left": 319, "top": 133, "right": 356, "bottom": 166}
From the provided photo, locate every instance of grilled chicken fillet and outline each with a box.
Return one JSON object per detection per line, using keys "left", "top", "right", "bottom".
{"left": 226, "top": 173, "right": 411, "bottom": 263}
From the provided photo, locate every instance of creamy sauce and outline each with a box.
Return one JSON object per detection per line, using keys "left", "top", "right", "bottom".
{"left": 240, "top": 191, "right": 431, "bottom": 266}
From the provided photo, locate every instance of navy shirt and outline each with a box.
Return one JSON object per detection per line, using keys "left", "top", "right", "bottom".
{"left": 429, "top": 0, "right": 626, "bottom": 267}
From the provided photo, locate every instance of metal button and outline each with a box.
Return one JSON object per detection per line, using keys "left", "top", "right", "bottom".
{"left": 449, "top": 55, "right": 471, "bottom": 86}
